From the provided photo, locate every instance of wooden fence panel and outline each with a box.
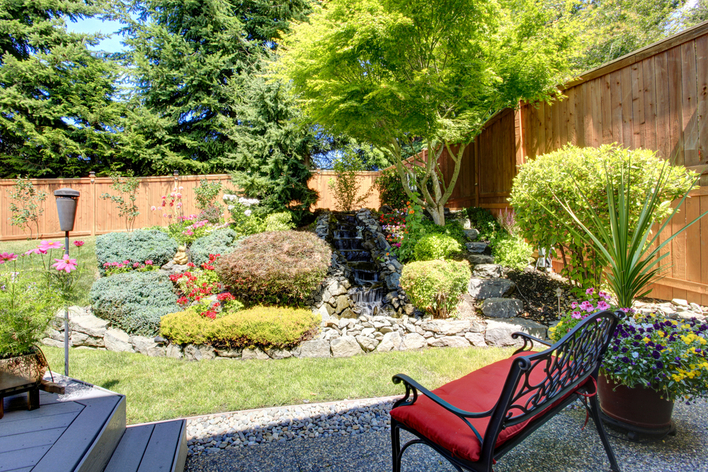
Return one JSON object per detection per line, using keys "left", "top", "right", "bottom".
{"left": 307, "top": 171, "right": 380, "bottom": 211}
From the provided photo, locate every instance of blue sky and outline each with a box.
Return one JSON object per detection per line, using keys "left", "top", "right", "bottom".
{"left": 67, "top": 17, "right": 125, "bottom": 53}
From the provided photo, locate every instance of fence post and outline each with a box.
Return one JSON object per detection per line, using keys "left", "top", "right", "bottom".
{"left": 89, "top": 171, "right": 96, "bottom": 237}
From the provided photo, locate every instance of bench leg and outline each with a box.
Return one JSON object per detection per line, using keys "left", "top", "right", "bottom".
{"left": 588, "top": 395, "right": 621, "bottom": 472}
{"left": 391, "top": 419, "right": 402, "bottom": 472}
{"left": 28, "top": 387, "right": 40, "bottom": 411}
{"left": 0, "top": 396, "right": 4, "bottom": 419}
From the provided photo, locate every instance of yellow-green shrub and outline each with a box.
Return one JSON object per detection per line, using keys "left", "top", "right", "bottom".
{"left": 400, "top": 259, "right": 471, "bottom": 319}
{"left": 160, "top": 306, "right": 320, "bottom": 349}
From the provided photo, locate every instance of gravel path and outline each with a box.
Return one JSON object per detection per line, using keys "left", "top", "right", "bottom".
{"left": 185, "top": 396, "right": 708, "bottom": 472}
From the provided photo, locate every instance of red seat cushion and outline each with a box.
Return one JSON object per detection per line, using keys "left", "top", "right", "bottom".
{"left": 391, "top": 353, "right": 574, "bottom": 463}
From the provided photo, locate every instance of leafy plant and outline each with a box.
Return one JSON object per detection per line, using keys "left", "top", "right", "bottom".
{"left": 100, "top": 172, "right": 141, "bottom": 232}
{"left": 327, "top": 151, "right": 373, "bottom": 212}
{"left": 400, "top": 259, "right": 471, "bottom": 319}
{"left": 264, "top": 212, "right": 295, "bottom": 232}
{"left": 102, "top": 260, "right": 158, "bottom": 277}
{"left": 492, "top": 234, "right": 533, "bottom": 270}
{"left": 151, "top": 185, "right": 184, "bottom": 222}
{"left": 222, "top": 194, "right": 266, "bottom": 236}
{"left": 510, "top": 144, "right": 697, "bottom": 289}
{"left": 194, "top": 178, "right": 223, "bottom": 211}
{"left": 374, "top": 167, "right": 409, "bottom": 210}
{"left": 95, "top": 230, "right": 178, "bottom": 275}
{"left": 549, "top": 288, "right": 617, "bottom": 342}
{"left": 215, "top": 230, "right": 331, "bottom": 307}
{"left": 466, "top": 207, "right": 501, "bottom": 242}
{"left": 8, "top": 176, "right": 47, "bottom": 239}
{"left": 413, "top": 234, "right": 462, "bottom": 261}
{"left": 160, "top": 305, "right": 319, "bottom": 349}
{"left": 197, "top": 205, "right": 224, "bottom": 224}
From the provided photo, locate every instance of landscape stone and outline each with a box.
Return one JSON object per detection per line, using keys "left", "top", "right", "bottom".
{"left": 71, "top": 332, "right": 104, "bottom": 348}
{"left": 241, "top": 347, "right": 269, "bottom": 360}
{"left": 466, "top": 254, "right": 495, "bottom": 265}
{"left": 420, "top": 319, "right": 471, "bottom": 335}
{"left": 70, "top": 314, "right": 109, "bottom": 338}
{"left": 41, "top": 338, "right": 64, "bottom": 348}
{"left": 463, "top": 229, "right": 479, "bottom": 241}
{"left": 426, "top": 337, "right": 446, "bottom": 347}
{"left": 297, "top": 339, "right": 331, "bottom": 358}
{"left": 265, "top": 348, "right": 293, "bottom": 360}
{"left": 401, "top": 333, "right": 426, "bottom": 350}
{"left": 464, "top": 332, "right": 487, "bottom": 347}
{"left": 130, "top": 335, "right": 165, "bottom": 357}
{"left": 485, "top": 318, "right": 547, "bottom": 347}
{"left": 481, "top": 298, "right": 524, "bottom": 318}
{"left": 468, "top": 278, "right": 516, "bottom": 300}
{"left": 672, "top": 298, "right": 689, "bottom": 307}
{"left": 166, "top": 344, "right": 184, "bottom": 359}
{"left": 465, "top": 242, "right": 490, "bottom": 254}
{"left": 330, "top": 336, "right": 363, "bottom": 357}
{"left": 472, "top": 264, "right": 504, "bottom": 279}
{"left": 376, "top": 332, "right": 402, "bottom": 352}
{"left": 104, "top": 328, "right": 133, "bottom": 352}
{"left": 442, "top": 336, "right": 471, "bottom": 348}
{"left": 355, "top": 335, "right": 379, "bottom": 352}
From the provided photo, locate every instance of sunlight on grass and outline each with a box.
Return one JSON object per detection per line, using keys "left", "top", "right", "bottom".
{"left": 43, "top": 346, "right": 515, "bottom": 424}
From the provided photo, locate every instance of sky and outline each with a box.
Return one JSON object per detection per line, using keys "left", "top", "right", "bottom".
{"left": 67, "top": 17, "right": 126, "bottom": 54}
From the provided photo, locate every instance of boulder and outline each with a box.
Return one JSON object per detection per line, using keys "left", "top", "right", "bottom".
{"left": 466, "top": 254, "right": 495, "bottom": 265}
{"left": 334, "top": 295, "right": 351, "bottom": 313}
{"left": 331, "top": 336, "right": 364, "bottom": 357}
{"left": 130, "top": 335, "right": 165, "bottom": 357}
{"left": 265, "top": 348, "right": 293, "bottom": 360}
{"left": 401, "top": 333, "right": 427, "bottom": 350}
{"left": 472, "top": 264, "right": 504, "bottom": 279}
{"left": 441, "top": 336, "right": 471, "bottom": 348}
{"left": 166, "top": 344, "right": 184, "bottom": 359}
{"left": 184, "top": 344, "right": 216, "bottom": 361}
{"left": 70, "top": 314, "right": 109, "bottom": 338}
{"left": 464, "top": 332, "right": 487, "bottom": 347}
{"left": 356, "top": 335, "right": 379, "bottom": 352}
{"left": 241, "top": 347, "right": 270, "bottom": 360}
{"left": 468, "top": 278, "right": 516, "bottom": 300}
{"left": 427, "top": 337, "right": 446, "bottom": 347}
{"left": 463, "top": 229, "right": 479, "bottom": 241}
{"left": 481, "top": 298, "right": 524, "bottom": 319}
{"left": 386, "top": 273, "right": 401, "bottom": 290}
{"left": 420, "top": 319, "right": 477, "bottom": 336}
{"left": 104, "top": 328, "right": 133, "bottom": 353}
{"left": 41, "top": 338, "right": 64, "bottom": 348}
{"left": 465, "top": 242, "right": 490, "bottom": 254}
{"left": 485, "top": 318, "right": 547, "bottom": 347}
{"left": 71, "top": 332, "right": 104, "bottom": 348}
{"left": 297, "top": 339, "right": 331, "bottom": 358}
{"left": 376, "top": 332, "right": 402, "bottom": 352}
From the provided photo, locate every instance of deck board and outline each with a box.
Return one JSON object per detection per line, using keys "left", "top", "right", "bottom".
{"left": 104, "top": 424, "right": 154, "bottom": 472}
{"left": 137, "top": 421, "right": 184, "bottom": 472}
{"left": 0, "top": 445, "right": 52, "bottom": 472}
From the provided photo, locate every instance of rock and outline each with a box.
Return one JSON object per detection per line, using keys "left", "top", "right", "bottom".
{"left": 70, "top": 314, "right": 109, "bottom": 338}
{"left": 463, "top": 229, "right": 479, "bottom": 241}
{"left": 160, "top": 260, "right": 191, "bottom": 277}
{"left": 315, "top": 304, "right": 334, "bottom": 321}
{"left": 71, "top": 331, "right": 104, "bottom": 348}
{"left": 403, "top": 304, "right": 415, "bottom": 316}
{"left": 485, "top": 318, "right": 547, "bottom": 347}
{"left": 361, "top": 327, "right": 376, "bottom": 337}
{"left": 386, "top": 273, "right": 401, "bottom": 290}
{"left": 464, "top": 332, "right": 487, "bottom": 347}
{"left": 465, "top": 242, "right": 490, "bottom": 254}
{"left": 376, "top": 332, "right": 402, "bottom": 352}
{"left": 334, "top": 295, "right": 351, "bottom": 313}
{"left": 215, "top": 347, "right": 242, "bottom": 358}
{"left": 427, "top": 337, "right": 446, "bottom": 347}
{"left": 466, "top": 254, "right": 495, "bottom": 265}
{"left": 104, "top": 328, "right": 133, "bottom": 352}
{"left": 166, "top": 344, "right": 184, "bottom": 359}
{"left": 41, "top": 338, "right": 64, "bottom": 348}
{"left": 266, "top": 348, "right": 293, "bottom": 360}
{"left": 331, "top": 336, "right": 363, "bottom": 357}
{"left": 419, "top": 319, "right": 476, "bottom": 336}
{"left": 690, "top": 302, "right": 703, "bottom": 313}
{"left": 468, "top": 278, "right": 516, "bottom": 300}
{"left": 442, "top": 336, "right": 471, "bottom": 348}
{"left": 672, "top": 298, "right": 689, "bottom": 307}
{"left": 297, "top": 339, "right": 331, "bottom": 358}
{"left": 241, "top": 347, "right": 269, "bottom": 360}
{"left": 340, "top": 308, "right": 357, "bottom": 319}
{"left": 379, "top": 326, "right": 394, "bottom": 334}
{"left": 355, "top": 335, "right": 379, "bottom": 352}
{"left": 131, "top": 335, "right": 165, "bottom": 357}
{"left": 455, "top": 217, "right": 472, "bottom": 230}
{"left": 183, "top": 344, "right": 216, "bottom": 361}
{"left": 472, "top": 264, "right": 504, "bottom": 279}
{"left": 481, "top": 298, "right": 524, "bottom": 318}
{"left": 45, "top": 327, "right": 64, "bottom": 342}
{"left": 401, "top": 333, "right": 427, "bottom": 350}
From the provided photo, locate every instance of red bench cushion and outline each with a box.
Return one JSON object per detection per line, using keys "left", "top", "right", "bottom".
{"left": 390, "top": 353, "right": 566, "bottom": 463}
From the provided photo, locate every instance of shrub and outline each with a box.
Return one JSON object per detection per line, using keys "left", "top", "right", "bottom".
{"left": 198, "top": 205, "right": 224, "bottom": 224}
{"left": 264, "top": 212, "right": 295, "bottom": 232}
{"left": 160, "top": 305, "right": 320, "bottom": 349}
{"left": 8, "top": 176, "right": 47, "bottom": 239}
{"left": 466, "top": 207, "right": 501, "bottom": 241}
{"left": 189, "top": 228, "right": 241, "bottom": 267}
{"left": 509, "top": 144, "right": 696, "bottom": 288}
{"left": 374, "top": 167, "right": 409, "bottom": 210}
{"left": 194, "top": 178, "right": 223, "bottom": 211}
{"left": 328, "top": 151, "right": 372, "bottom": 211}
{"left": 400, "top": 259, "right": 471, "bottom": 318}
{"left": 96, "top": 229, "right": 178, "bottom": 274}
{"left": 90, "top": 271, "right": 180, "bottom": 336}
{"left": 492, "top": 235, "right": 533, "bottom": 270}
{"left": 396, "top": 202, "right": 466, "bottom": 262}
{"left": 413, "top": 233, "right": 462, "bottom": 261}
{"left": 215, "top": 230, "right": 331, "bottom": 306}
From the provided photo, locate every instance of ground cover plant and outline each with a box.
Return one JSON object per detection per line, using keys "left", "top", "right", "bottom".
{"left": 41, "top": 345, "right": 515, "bottom": 424}
{"left": 95, "top": 229, "right": 178, "bottom": 275}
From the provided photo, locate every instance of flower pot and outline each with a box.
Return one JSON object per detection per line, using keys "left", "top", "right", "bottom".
{"left": 598, "top": 373, "right": 675, "bottom": 436}
{"left": 0, "top": 349, "right": 48, "bottom": 384}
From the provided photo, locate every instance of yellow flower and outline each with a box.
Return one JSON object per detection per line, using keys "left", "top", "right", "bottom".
{"left": 642, "top": 337, "right": 650, "bottom": 343}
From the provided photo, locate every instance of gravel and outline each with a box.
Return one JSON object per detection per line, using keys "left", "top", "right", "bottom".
{"left": 185, "top": 396, "right": 708, "bottom": 472}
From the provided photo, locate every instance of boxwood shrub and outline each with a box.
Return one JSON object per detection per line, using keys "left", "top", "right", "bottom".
{"left": 215, "top": 230, "right": 331, "bottom": 306}
{"left": 90, "top": 271, "right": 180, "bottom": 336}
{"left": 400, "top": 259, "right": 471, "bottom": 319}
{"left": 413, "top": 233, "right": 462, "bottom": 261}
{"left": 160, "top": 305, "right": 320, "bottom": 349}
{"left": 189, "top": 228, "right": 241, "bottom": 267}
{"left": 96, "top": 229, "right": 178, "bottom": 274}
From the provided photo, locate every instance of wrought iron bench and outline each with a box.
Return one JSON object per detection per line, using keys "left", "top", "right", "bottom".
{"left": 390, "top": 310, "right": 621, "bottom": 472}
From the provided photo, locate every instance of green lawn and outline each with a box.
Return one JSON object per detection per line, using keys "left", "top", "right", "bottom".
{"left": 42, "top": 345, "right": 515, "bottom": 424}
{"left": 0, "top": 236, "right": 99, "bottom": 306}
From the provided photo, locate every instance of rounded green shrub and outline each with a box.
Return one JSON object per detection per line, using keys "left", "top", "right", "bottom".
{"left": 189, "top": 228, "right": 241, "bottom": 267}
{"left": 263, "top": 212, "right": 295, "bottom": 232}
{"left": 492, "top": 235, "right": 534, "bottom": 270}
{"left": 90, "top": 271, "right": 180, "bottom": 336}
{"left": 215, "top": 230, "right": 331, "bottom": 306}
{"left": 413, "top": 233, "right": 462, "bottom": 261}
{"left": 160, "top": 305, "right": 320, "bottom": 349}
{"left": 400, "top": 259, "right": 471, "bottom": 318}
{"left": 96, "top": 229, "right": 178, "bottom": 274}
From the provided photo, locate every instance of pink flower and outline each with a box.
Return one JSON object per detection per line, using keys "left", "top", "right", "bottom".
{"left": 161, "top": 195, "right": 166, "bottom": 199}
{"left": 572, "top": 311, "right": 583, "bottom": 319}
{"left": 52, "top": 254, "right": 77, "bottom": 273}
{"left": 585, "top": 287, "right": 594, "bottom": 296}
{"left": 571, "top": 301, "right": 578, "bottom": 309}
{"left": 73, "top": 240, "right": 84, "bottom": 247}
{"left": 580, "top": 301, "right": 594, "bottom": 312}
{"left": 0, "top": 252, "right": 17, "bottom": 263}
{"left": 597, "top": 301, "right": 610, "bottom": 311}
{"left": 133, "top": 262, "right": 141, "bottom": 268}
{"left": 123, "top": 260, "right": 130, "bottom": 264}
{"left": 176, "top": 193, "right": 182, "bottom": 199}
{"left": 145, "top": 260, "right": 153, "bottom": 266}
{"left": 25, "top": 247, "right": 46, "bottom": 255}
{"left": 176, "top": 202, "right": 183, "bottom": 208}
{"left": 39, "top": 240, "right": 63, "bottom": 251}
{"left": 151, "top": 206, "right": 157, "bottom": 211}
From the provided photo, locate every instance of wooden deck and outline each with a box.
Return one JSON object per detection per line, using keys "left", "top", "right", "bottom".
{"left": 0, "top": 374, "right": 185, "bottom": 472}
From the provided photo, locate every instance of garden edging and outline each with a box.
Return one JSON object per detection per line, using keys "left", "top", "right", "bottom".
{"left": 41, "top": 306, "right": 548, "bottom": 360}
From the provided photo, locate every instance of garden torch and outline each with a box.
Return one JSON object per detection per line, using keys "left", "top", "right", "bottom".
{"left": 54, "top": 188, "right": 80, "bottom": 377}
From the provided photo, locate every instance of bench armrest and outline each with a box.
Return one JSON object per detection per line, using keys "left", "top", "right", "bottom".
{"left": 512, "top": 332, "right": 551, "bottom": 354}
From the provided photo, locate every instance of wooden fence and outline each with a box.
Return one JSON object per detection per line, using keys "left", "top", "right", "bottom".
{"left": 308, "top": 170, "right": 380, "bottom": 211}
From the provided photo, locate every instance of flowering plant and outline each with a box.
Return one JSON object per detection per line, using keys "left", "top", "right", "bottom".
{"left": 152, "top": 185, "right": 184, "bottom": 221}
{"left": 549, "top": 287, "right": 618, "bottom": 341}
{"left": 222, "top": 194, "right": 264, "bottom": 236}
{"left": 103, "top": 259, "right": 156, "bottom": 276}
{"left": 169, "top": 254, "right": 237, "bottom": 318}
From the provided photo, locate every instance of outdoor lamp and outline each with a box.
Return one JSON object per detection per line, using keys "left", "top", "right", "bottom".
{"left": 54, "top": 188, "right": 80, "bottom": 377}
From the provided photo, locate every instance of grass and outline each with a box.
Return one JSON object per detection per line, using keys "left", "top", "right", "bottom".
{"left": 0, "top": 236, "right": 99, "bottom": 306}
{"left": 42, "top": 345, "right": 516, "bottom": 424}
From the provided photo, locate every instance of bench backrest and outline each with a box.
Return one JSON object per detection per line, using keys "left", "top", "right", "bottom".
{"left": 485, "top": 310, "right": 619, "bottom": 445}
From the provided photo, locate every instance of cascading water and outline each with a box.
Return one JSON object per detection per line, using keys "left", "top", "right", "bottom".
{"left": 331, "top": 213, "right": 386, "bottom": 316}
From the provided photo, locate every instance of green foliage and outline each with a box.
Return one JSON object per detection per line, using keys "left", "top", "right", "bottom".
{"left": 492, "top": 235, "right": 534, "bottom": 270}
{"left": 466, "top": 207, "right": 501, "bottom": 242}
{"left": 397, "top": 203, "right": 466, "bottom": 263}
{"left": 160, "top": 305, "right": 319, "bottom": 349}
{"left": 197, "top": 206, "right": 224, "bottom": 225}
{"left": 327, "top": 151, "right": 373, "bottom": 211}
{"left": 509, "top": 144, "right": 695, "bottom": 289}
{"left": 215, "top": 230, "right": 331, "bottom": 306}
{"left": 194, "top": 179, "right": 223, "bottom": 211}
{"left": 95, "top": 230, "right": 178, "bottom": 274}
{"left": 264, "top": 212, "right": 295, "bottom": 232}
{"left": 547, "top": 156, "right": 705, "bottom": 308}
{"left": 278, "top": 0, "right": 575, "bottom": 225}
{"left": 100, "top": 172, "right": 141, "bottom": 232}
{"left": 400, "top": 259, "right": 471, "bottom": 319}
{"left": 189, "top": 228, "right": 241, "bottom": 267}
{"left": 374, "top": 168, "right": 409, "bottom": 210}
{"left": 7, "top": 176, "right": 47, "bottom": 239}
{"left": 90, "top": 271, "right": 180, "bottom": 336}
{"left": 413, "top": 234, "right": 462, "bottom": 261}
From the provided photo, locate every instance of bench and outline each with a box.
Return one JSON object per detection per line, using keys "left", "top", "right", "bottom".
{"left": 390, "top": 310, "right": 621, "bottom": 472}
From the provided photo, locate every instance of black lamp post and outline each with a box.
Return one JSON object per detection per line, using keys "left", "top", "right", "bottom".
{"left": 54, "top": 188, "right": 80, "bottom": 376}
